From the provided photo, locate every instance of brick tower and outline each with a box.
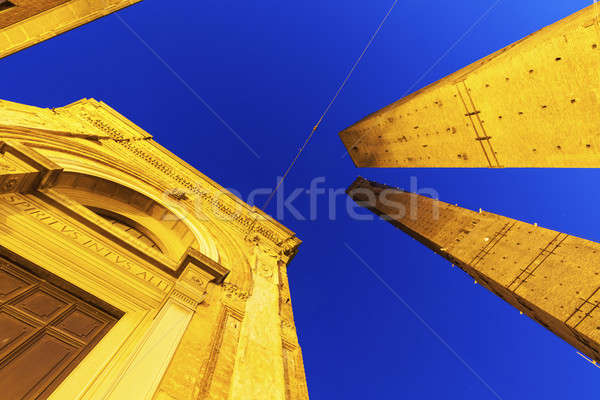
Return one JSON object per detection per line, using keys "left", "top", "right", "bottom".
{"left": 347, "top": 177, "right": 600, "bottom": 362}
{"left": 0, "top": 0, "right": 142, "bottom": 58}
{"left": 339, "top": 4, "right": 600, "bottom": 168}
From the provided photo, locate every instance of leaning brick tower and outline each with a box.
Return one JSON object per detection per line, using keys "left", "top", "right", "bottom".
{"left": 340, "top": 4, "right": 600, "bottom": 168}
{"left": 348, "top": 177, "right": 600, "bottom": 362}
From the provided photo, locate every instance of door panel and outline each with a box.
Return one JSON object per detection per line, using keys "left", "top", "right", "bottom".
{"left": 0, "top": 310, "right": 36, "bottom": 356}
{"left": 0, "top": 267, "right": 33, "bottom": 301}
{"left": 53, "top": 308, "right": 105, "bottom": 343}
{"left": 13, "top": 288, "right": 70, "bottom": 322}
{"left": 0, "top": 332, "right": 78, "bottom": 400}
{"left": 0, "top": 258, "right": 117, "bottom": 399}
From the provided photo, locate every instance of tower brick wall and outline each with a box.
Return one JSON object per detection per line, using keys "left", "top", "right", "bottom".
{"left": 0, "top": 0, "right": 142, "bottom": 59}
{"left": 340, "top": 4, "right": 600, "bottom": 168}
{"left": 348, "top": 177, "right": 600, "bottom": 362}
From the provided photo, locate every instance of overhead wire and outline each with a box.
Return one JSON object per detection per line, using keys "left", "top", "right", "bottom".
{"left": 261, "top": 0, "right": 400, "bottom": 210}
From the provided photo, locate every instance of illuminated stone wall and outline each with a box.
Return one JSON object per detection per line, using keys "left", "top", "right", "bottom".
{"left": 340, "top": 4, "right": 600, "bottom": 168}
{"left": 0, "top": 98, "right": 309, "bottom": 399}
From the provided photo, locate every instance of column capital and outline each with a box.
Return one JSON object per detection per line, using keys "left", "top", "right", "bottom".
{"left": 172, "top": 248, "right": 230, "bottom": 309}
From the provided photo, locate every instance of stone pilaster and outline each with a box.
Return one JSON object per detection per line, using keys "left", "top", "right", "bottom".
{"left": 106, "top": 249, "right": 229, "bottom": 400}
{"left": 227, "top": 239, "right": 287, "bottom": 400}
{"left": 279, "top": 262, "right": 309, "bottom": 400}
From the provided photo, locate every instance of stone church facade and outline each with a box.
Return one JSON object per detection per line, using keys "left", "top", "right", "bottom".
{"left": 0, "top": 98, "right": 309, "bottom": 399}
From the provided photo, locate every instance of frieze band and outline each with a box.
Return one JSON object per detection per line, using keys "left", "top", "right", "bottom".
{"left": 2, "top": 193, "right": 172, "bottom": 292}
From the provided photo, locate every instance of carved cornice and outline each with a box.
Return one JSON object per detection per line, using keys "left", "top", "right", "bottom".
{"left": 173, "top": 247, "right": 231, "bottom": 309}
{"left": 178, "top": 248, "right": 229, "bottom": 284}
{"left": 0, "top": 98, "right": 301, "bottom": 260}
{"left": 53, "top": 99, "right": 302, "bottom": 257}
{"left": 167, "top": 188, "right": 188, "bottom": 201}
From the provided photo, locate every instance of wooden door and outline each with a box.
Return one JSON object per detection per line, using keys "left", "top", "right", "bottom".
{"left": 0, "top": 258, "right": 117, "bottom": 399}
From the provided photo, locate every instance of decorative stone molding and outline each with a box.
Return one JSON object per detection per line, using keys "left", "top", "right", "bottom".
{"left": 51, "top": 100, "right": 302, "bottom": 257}
{"left": 246, "top": 234, "right": 282, "bottom": 258}
{"left": 37, "top": 188, "right": 181, "bottom": 277}
{"left": 1, "top": 192, "right": 174, "bottom": 295}
{"left": 222, "top": 283, "right": 250, "bottom": 302}
{"left": 0, "top": 140, "right": 62, "bottom": 193}
{"left": 282, "top": 337, "right": 298, "bottom": 351}
{"left": 222, "top": 282, "right": 250, "bottom": 310}
{"left": 174, "top": 247, "right": 230, "bottom": 309}
{"left": 247, "top": 242, "right": 282, "bottom": 286}
{"left": 170, "top": 289, "right": 200, "bottom": 310}
{"left": 106, "top": 297, "right": 194, "bottom": 400}
{"left": 167, "top": 188, "right": 189, "bottom": 201}
{"left": 195, "top": 305, "right": 244, "bottom": 399}
{"left": 177, "top": 247, "right": 229, "bottom": 283}
{"left": 0, "top": 155, "right": 16, "bottom": 172}
{"left": 0, "top": 98, "right": 309, "bottom": 400}
{"left": 2, "top": 98, "right": 302, "bottom": 258}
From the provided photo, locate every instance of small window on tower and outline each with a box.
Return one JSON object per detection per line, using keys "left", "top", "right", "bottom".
{"left": 0, "top": 1, "right": 15, "bottom": 12}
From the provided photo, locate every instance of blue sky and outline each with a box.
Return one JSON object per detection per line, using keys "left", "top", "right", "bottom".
{"left": 3, "top": 0, "right": 600, "bottom": 398}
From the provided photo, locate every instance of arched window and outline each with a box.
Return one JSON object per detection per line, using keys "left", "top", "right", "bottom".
{"left": 53, "top": 172, "right": 199, "bottom": 263}
{"left": 87, "top": 207, "right": 163, "bottom": 253}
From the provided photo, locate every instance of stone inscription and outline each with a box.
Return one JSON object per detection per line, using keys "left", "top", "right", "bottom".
{"left": 3, "top": 194, "right": 172, "bottom": 292}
